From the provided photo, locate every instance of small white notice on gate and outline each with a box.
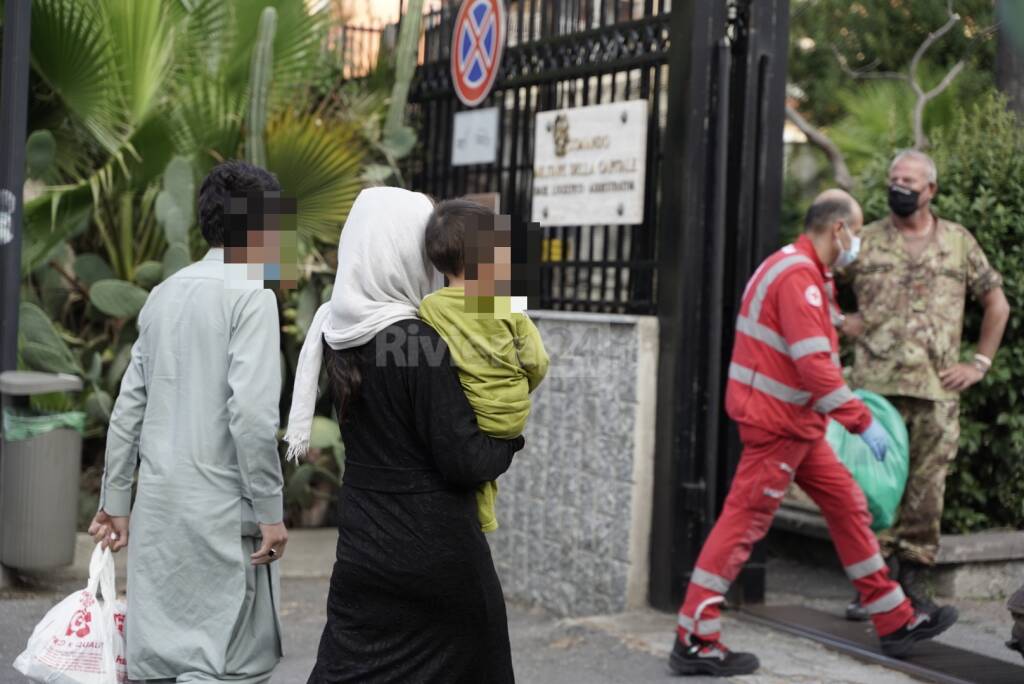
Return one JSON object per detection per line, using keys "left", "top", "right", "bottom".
{"left": 532, "top": 100, "right": 648, "bottom": 226}
{"left": 452, "top": 107, "right": 500, "bottom": 166}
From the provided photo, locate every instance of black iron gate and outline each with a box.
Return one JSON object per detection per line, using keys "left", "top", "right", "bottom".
{"left": 407, "top": 0, "right": 670, "bottom": 314}
{"left": 649, "top": 0, "right": 790, "bottom": 611}
{"left": 402, "top": 0, "right": 789, "bottom": 610}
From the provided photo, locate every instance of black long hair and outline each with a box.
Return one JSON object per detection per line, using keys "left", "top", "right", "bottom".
{"left": 323, "top": 339, "right": 362, "bottom": 424}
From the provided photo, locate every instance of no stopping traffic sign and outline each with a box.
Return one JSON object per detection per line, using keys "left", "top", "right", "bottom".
{"left": 450, "top": 0, "right": 506, "bottom": 107}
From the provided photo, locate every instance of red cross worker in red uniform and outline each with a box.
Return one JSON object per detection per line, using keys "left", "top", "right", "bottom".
{"left": 668, "top": 190, "right": 959, "bottom": 677}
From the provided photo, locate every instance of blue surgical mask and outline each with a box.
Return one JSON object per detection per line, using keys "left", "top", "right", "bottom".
{"left": 834, "top": 224, "right": 861, "bottom": 268}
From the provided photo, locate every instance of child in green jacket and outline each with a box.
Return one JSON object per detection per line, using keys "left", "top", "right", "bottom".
{"left": 419, "top": 199, "right": 549, "bottom": 532}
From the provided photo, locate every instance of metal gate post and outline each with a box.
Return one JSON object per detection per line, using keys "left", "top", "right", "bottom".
{"left": 648, "top": 0, "right": 731, "bottom": 611}
{"left": 0, "top": 0, "right": 32, "bottom": 373}
{"left": 649, "top": 0, "right": 790, "bottom": 611}
{"left": 721, "top": 0, "right": 791, "bottom": 606}
{"left": 0, "top": 0, "right": 33, "bottom": 591}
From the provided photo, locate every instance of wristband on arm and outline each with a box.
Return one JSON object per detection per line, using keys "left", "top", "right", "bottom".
{"left": 973, "top": 353, "right": 992, "bottom": 375}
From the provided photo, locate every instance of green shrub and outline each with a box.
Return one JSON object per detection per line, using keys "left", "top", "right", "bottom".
{"left": 855, "top": 92, "right": 1024, "bottom": 532}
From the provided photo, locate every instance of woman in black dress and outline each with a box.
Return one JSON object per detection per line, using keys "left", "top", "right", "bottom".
{"left": 285, "top": 188, "right": 524, "bottom": 683}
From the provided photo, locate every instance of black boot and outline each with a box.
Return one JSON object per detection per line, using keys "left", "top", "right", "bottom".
{"left": 1007, "top": 585, "right": 1024, "bottom": 660}
{"left": 898, "top": 560, "right": 938, "bottom": 612}
{"left": 1009, "top": 636, "right": 1024, "bottom": 661}
{"left": 879, "top": 604, "right": 958, "bottom": 658}
{"left": 668, "top": 635, "right": 760, "bottom": 676}
{"left": 886, "top": 554, "right": 901, "bottom": 579}
{"left": 845, "top": 593, "right": 869, "bottom": 622}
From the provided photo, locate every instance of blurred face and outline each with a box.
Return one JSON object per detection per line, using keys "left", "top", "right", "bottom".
{"left": 493, "top": 245, "right": 511, "bottom": 294}
{"left": 465, "top": 226, "right": 512, "bottom": 298}
{"left": 889, "top": 159, "right": 936, "bottom": 207}
{"left": 829, "top": 202, "right": 863, "bottom": 266}
{"left": 838, "top": 203, "right": 864, "bottom": 243}
{"left": 223, "top": 192, "right": 298, "bottom": 290}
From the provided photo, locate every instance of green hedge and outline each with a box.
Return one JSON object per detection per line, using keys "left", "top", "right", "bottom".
{"left": 856, "top": 93, "right": 1024, "bottom": 532}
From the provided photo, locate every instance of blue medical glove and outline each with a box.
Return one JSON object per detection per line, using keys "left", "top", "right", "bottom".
{"left": 860, "top": 418, "right": 890, "bottom": 462}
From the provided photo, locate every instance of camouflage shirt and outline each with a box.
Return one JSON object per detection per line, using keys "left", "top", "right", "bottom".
{"left": 845, "top": 215, "right": 1002, "bottom": 401}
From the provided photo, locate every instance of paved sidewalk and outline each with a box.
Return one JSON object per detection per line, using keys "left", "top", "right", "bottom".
{"left": 2, "top": 576, "right": 915, "bottom": 684}
{"left": 2, "top": 532, "right": 1017, "bottom": 683}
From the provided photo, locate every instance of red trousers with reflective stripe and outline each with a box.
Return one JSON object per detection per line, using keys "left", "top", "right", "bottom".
{"left": 678, "top": 425, "right": 913, "bottom": 641}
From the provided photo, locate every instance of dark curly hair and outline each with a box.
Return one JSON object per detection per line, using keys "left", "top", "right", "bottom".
{"left": 197, "top": 160, "right": 281, "bottom": 247}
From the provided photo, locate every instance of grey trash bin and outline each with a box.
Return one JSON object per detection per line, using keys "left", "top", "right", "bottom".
{"left": 0, "top": 371, "right": 84, "bottom": 571}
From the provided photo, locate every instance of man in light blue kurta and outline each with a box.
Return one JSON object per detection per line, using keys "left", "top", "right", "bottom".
{"left": 90, "top": 162, "right": 287, "bottom": 683}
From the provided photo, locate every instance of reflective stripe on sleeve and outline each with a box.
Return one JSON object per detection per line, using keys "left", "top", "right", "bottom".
{"left": 789, "top": 336, "right": 832, "bottom": 360}
{"left": 865, "top": 586, "right": 908, "bottom": 615}
{"left": 735, "top": 316, "right": 789, "bottom": 355}
{"left": 748, "top": 254, "right": 815, "bottom": 322}
{"left": 729, "top": 363, "right": 812, "bottom": 406}
{"left": 845, "top": 553, "right": 886, "bottom": 581}
{"left": 690, "top": 567, "right": 732, "bottom": 594}
{"left": 814, "top": 385, "right": 856, "bottom": 413}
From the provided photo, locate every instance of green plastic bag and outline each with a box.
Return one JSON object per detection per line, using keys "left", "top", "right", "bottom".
{"left": 825, "top": 390, "right": 909, "bottom": 531}
{"left": 2, "top": 408, "right": 86, "bottom": 443}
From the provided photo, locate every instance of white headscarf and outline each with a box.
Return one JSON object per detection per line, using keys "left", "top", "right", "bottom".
{"left": 284, "top": 187, "right": 441, "bottom": 462}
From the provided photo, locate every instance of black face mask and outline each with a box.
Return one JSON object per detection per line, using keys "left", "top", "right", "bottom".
{"left": 889, "top": 185, "right": 921, "bottom": 217}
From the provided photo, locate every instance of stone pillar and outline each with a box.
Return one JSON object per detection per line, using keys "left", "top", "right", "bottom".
{"left": 489, "top": 311, "right": 658, "bottom": 616}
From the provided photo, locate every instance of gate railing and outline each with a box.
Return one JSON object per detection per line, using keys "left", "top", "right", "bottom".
{"left": 327, "top": 24, "right": 388, "bottom": 80}
{"left": 406, "top": 1, "right": 671, "bottom": 314}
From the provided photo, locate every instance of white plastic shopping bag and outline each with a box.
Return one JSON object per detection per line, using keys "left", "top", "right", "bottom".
{"left": 14, "top": 544, "right": 127, "bottom": 684}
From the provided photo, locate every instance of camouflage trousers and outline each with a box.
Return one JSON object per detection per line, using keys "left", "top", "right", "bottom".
{"left": 877, "top": 396, "right": 960, "bottom": 566}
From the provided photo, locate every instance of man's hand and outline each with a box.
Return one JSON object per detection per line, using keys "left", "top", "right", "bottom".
{"left": 841, "top": 313, "right": 865, "bottom": 339}
{"left": 88, "top": 510, "right": 129, "bottom": 552}
{"left": 940, "top": 363, "right": 985, "bottom": 392}
{"left": 860, "top": 419, "right": 890, "bottom": 463}
{"left": 251, "top": 522, "right": 288, "bottom": 566}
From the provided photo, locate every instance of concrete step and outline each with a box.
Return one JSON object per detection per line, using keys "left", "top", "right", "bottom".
{"left": 774, "top": 500, "right": 1024, "bottom": 600}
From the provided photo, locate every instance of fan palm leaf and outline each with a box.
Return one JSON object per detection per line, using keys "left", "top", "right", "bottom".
{"left": 29, "top": 0, "right": 128, "bottom": 157}
{"left": 166, "top": 80, "right": 246, "bottom": 173}
{"left": 829, "top": 64, "right": 969, "bottom": 177}
{"left": 266, "top": 110, "right": 366, "bottom": 245}
{"left": 829, "top": 82, "right": 916, "bottom": 169}
{"left": 101, "top": 0, "right": 177, "bottom": 124}
{"left": 170, "top": 0, "right": 235, "bottom": 80}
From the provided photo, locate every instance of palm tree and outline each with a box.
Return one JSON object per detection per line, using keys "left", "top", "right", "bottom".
{"left": 22, "top": 0, "right": 366, "bottom": 280}
{"left": 15, "top": 0, "right": 376, "bottom": 429}
{"left": 13, "top": 0, "right": 425, "bottom": 528}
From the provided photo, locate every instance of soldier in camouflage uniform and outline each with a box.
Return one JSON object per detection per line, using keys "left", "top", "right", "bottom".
{"left": 840, "top": 150, "right": 1010, "bottom": 614}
